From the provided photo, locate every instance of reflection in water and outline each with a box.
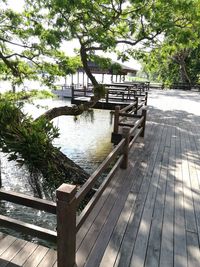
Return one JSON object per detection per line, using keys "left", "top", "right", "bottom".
{"left": 0, "top": 98, "right": 114, "bottom": 246}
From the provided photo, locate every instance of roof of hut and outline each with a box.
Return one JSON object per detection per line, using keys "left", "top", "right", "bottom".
{"left": 78, "top": 60, "right": 137, "bottom": 75}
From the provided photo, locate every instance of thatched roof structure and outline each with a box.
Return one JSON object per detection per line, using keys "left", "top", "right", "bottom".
{"left": 78, "top": 61, "right": 137, "bottom": 76}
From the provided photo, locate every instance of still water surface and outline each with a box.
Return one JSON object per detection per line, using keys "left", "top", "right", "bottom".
{"left": 0, "top": 98, "right": 113, "bottom": 246}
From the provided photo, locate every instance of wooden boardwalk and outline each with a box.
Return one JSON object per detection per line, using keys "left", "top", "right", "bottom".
{"left": 1, "top": 89, "right": 200, "bottom": 267}
{"left": 76, "top": 89, "right": 200, "bottom": 267}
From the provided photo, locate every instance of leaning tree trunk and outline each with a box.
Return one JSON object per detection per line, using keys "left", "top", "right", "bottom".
{"left": 80, "top": 45, "right": 99, "bottom": 87}
{"left": 0, "top": 46, "right": 103, "bottom": 199}
{"left": 31, "top": 55, "right": 102, "bottom": 197}
{"left": 179, "top": 61, "right": 191, "bottom": 88}
{"left": 34, "top": 145, "right": 89, "bottom": 198}
{"left": 173, "top": 49, "right": 192, "bottom": 89}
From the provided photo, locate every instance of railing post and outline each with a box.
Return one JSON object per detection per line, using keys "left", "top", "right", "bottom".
{"left": 71, "top": 84, "right": 75, "bottom": 100}
{"left": 83, "top": 85, "right": 86, "bottom": 96}
{"left": 140, "top": 108, "right": 147, "bottom": 137}
{"left": 0, "top": 159, "right": 2, "bottom": 188}
{"left": 122, "top": 92, "right": 124, "bottom": 102}
{"left": 113, "top": 106, "right": 120, "bottom": 134}
{"left": 121, "top": 127, "right": 130, "bottom": 169}
{"left": 134, "top": 97, "right": 138, "bottom": 114}
{"left": 56, "top": 184, "right": 77, "bottom": 267}
{"left": 106, "top": 90, "right": 109, "bottom": 103}
{"left": 145, "top": 92, "right": 148, "bottom": 105}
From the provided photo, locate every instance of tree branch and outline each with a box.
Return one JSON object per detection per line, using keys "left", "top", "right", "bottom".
{"left": 0, "top": 36, "right": 34, "bottom": 49}
{"left": 0, "top": 51, "right": 20, "bottom": 77}
{"left": 116, "top": 30, "right": 162, "bottom": 46}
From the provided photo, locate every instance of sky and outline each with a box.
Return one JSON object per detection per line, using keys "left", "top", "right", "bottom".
{"left": 5, "top": 0, "right": 141, "bottom": 70}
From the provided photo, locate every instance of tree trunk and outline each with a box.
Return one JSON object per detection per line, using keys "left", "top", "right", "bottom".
{"left": 37, "top": 146, "right": 89, "bottom": 197}
{"left": 179, "top": 61, "right": 191, "bottom": 84}
{"left": 80, "top": 45, "right": 98, "bottom": 87}
{"left": 173, "top": 49, "right": 191, "bottom": 88}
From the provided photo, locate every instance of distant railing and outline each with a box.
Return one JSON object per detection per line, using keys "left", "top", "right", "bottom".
{"left": 170, "top": 82, "right": 200, "bottom": 90}
{"left": 105, "top": 89, "right": 147, "bottom": 103}
{"left": 111, "top": 92, "right": 147, "bottom": 144}
{"left": 149, "top": 83, "right": 164, "bottom": 90}
{"left": 0, "top": 108, "right": 147, "bottom": 267}
{"left": 71, "top": 84, "right": 148, "bottom": 105}
{"left": 71, "top": 86, "right": 93, "bottom": 99}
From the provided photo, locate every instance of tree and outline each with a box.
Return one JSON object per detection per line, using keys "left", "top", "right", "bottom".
{"left": 0, "top": 1, "right": 83, "bottom": 90}
{"left": 136, "top": 0, "right": 200, "bottom": 86}
{"left": 0, "top": 91, "right": 91, "bottom": 197}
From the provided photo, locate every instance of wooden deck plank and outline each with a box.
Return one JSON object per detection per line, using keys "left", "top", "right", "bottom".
{"left": 186, "top": 231, "right": 200, "bottom": 267}
{"left": 144, "top": 147, "right": 169, "bottom": 267}
{"left": 99, "top": 163, "right": 146, "bottom": 267}
{"left": 0, "top": 239, "right": 27, "bottom": 267}
{"left": 37, "top": 249, "right": 57, "bottom": 267}
{"left": 174, "top": 119, "right": 187, "bottom": 267}
{"left": 181, "top": 125, "right": 197, "bottom": 234}
{"left": 129, "top": 117, "right": 169, "bottom": 267}
{"left": 159, "top": 119, "right": 176, "bottom": 267}
{"left": 111, "top": 121, "right": 163, "bottom": 266}
{"left": 76, "top": 164, "right": 124, "bottom": 250}
{"left": 7, "top": 242, "right": 38, "bottom": 266}
{"left": 83, "top": 163, "right": 138, "bottom": 267}
{"left": 23, "top": 245, "right": 49, "bottom": 267}
{"left": 142, "top": 118, "right": 171, "bottom": 267}
{"left": 113, "top": 115, "right": 166, "bottom": 267}
{"left": 76, "top": 169, "right": 128, "bottom": 267}
{"left": 188, "top": 124, "right": 200, "bottom": 243}
{"left": 193, "top": 124, "right": 200, "bottom": 189}
{"left": 0, "top": 234, "right": 16, "bottom": 256}
{"left": 183, "top": 121, "right": 200, "bottom": 267}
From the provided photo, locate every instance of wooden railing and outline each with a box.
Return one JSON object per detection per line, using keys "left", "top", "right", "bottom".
{"left": 71, "top": 87, "right": 93, "bottom": 99}
{"left": 105, "top": 89, "right": 147, "bottom": 103}
{"left": 71, "top": 84, "right": 148, "bottom": 104}
{"left": 0, "top": 107, "right": 147, "bottom": 267}
{"left": 111, "top": 92, "right": 147, "bottom": 144}
{"left": 0, "top": 190, "right": 57, "bottom": 242}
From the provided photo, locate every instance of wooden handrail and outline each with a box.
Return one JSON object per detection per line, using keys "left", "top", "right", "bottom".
{"left": 120, "top": 100, "right": 137, "bottom": 112}
{"left": 112, "top": 92, "right": 148, "bottom": 137}
{"left": 76, "top": 155, "right": 124, "bottom": 231}
{"left": 76, "top": 138, "right": 125, "bottom": 204}
{"left": 0, "top": 190, "right": 56, "bottom": 214}
{"left": 0, "top": 214, "right": 56, "bottom": 242}
{"left": 129, "top": 116, "right": 144, "bottom": 136}
{"left": 129, "top": 127, "right": 143, "bottom": 149}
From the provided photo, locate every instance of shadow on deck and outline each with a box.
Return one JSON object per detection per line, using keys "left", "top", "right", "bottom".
{"left": 76, "top": 89, "right": 200, "bottom": 267}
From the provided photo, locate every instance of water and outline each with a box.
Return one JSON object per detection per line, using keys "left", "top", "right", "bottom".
{"left": 0, "top": 98, "right": 114, "bottom": 246}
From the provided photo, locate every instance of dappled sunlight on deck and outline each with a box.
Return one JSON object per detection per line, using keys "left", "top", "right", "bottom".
{"left": 75, "top": 89, "right": 200, "bottom": 267}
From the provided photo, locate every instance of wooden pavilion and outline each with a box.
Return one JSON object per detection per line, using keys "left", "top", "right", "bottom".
{"left": 71, "top": 60, "right": 138, "bottom": 87}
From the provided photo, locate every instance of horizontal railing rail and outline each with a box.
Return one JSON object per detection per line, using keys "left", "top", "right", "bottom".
{"left": 76, "top": 154, "right": 124, "bottom": 232}
{"left": 76, "top": 138, "right": 125, "bottom": 205}
{"left": 112, "top": 92, "right": 147, "bottom": 141}
{"left": 0, "top": 214, "right": 57, "bottom": 242}
{"left": 0, "top": 189, "right": 57, "bottom": 241}
{"left": 0, "top": 190, "right": 56, "bottom": 213}
{"left": 72, "top": 86, "right": 93, "bottom": 99}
